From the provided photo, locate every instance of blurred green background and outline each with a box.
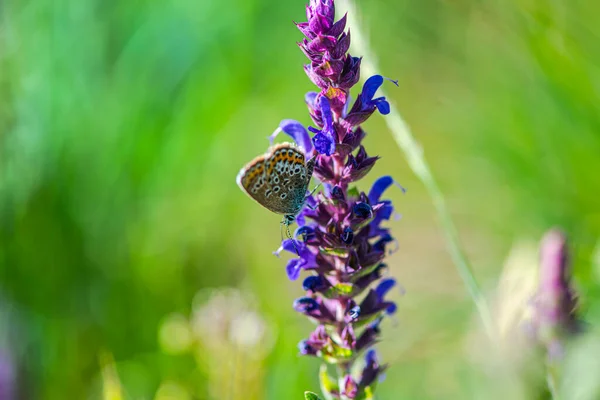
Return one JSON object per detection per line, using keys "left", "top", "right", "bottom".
{"left": 1, "top": 0, "right": 600, "bottom": 398}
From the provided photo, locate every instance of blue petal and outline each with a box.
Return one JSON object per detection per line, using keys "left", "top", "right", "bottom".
{"left": 303, "top": 275, "right": 324, "bottom": 291}
{"left": 365, "top": 349, "right": 378, "bottom": 366}
{"left": 353, "top": 202, "right": 373, "bottom": 219}
{"left": 342, "top": 94, "right": 352, "bottom": 117}
{"left": 361, "top": 75, "right": 384, "bottom": 102}
{"left": 319, "top": 96, "right": 334, "bottom": 132}
{"left": 368, "top": 176, "right": 394, "bottom": 204}
{"left": 308, "top": 96, "right": 337, "bottom": 156}
{"left": 377, "top": 201, "right": 394, "bottom": 221}
{"left": 293, "top": 297, "right": 319, "bottom": 312}
{"left": 386, "top": 303, "right": 397, "bottom": 314}
{"left": 375, "top": 278, "right": 396, "bottom": 300}
{"left": 373, "top": 233, "right": 394, "bottom": 252}
{"left": 374, "top": 98, "right": 390, "bottom": 115}
{"left": 295, "top": 226, "right": 316, "bottom": 242}
{"left": 268, "top": 119, "right": 313, "bottom": 154}
{"left": 296, "top": 213, "right": 306, "bottom": 227}
{"left": 313, "top": 132, "right": 335, "bottom": 156}
{"left": 287, "top": 259, "right": 303, "bottom": 280}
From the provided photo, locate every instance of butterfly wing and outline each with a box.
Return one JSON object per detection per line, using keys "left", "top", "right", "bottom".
{"left": 236, "top": 153, "right": 273, "bottom": 210}
{"left": 237, "top": 143, "right": 313, "bottom": 215}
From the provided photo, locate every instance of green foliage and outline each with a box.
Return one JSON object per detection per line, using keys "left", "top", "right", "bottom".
{"left": 0, "top": 0, "right": 598, "bottom": 399}
{"left": 304, "top": 391, "right": 323, "bottom": 400}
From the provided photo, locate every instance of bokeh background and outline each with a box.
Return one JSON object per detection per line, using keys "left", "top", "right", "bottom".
{"left": 1, "top": 0, "right": 600, "bottom": 398}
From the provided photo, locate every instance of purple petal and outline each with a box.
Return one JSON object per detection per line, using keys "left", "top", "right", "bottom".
{"left": 281, "top": 239, "right": 297, "bottom": 254}
{"left": 343, "top": 375, "right": 358, "bottom": 398}
{"left": 268, "top": 120, "right": 313, "bottom": 154}
{"left": 328, "top": 13, "right": 347, "bottom": 37}
{"left": 287, "top": 259, "right": 303, "bottom": 280}
{"left": 305, "top": 91, "right": 318, "bottom": 109}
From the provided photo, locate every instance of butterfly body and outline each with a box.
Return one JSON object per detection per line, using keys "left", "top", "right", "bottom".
{"left": 237, "top": 143, "right": 315, "bottom": 223}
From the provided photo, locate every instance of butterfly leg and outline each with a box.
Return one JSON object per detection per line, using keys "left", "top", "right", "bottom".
{"left": 308, "top": 182, "right": 322, "bottom": 197}
{"left": 283, "top": 215, "right": 300, "bottom": 256}
{"left": 303, "top": 182, "right": 323, "bottom": 211}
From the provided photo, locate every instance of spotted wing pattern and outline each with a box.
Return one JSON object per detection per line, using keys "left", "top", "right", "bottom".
{"left": 237, "top": 143, "right": 314, "bottom": 215}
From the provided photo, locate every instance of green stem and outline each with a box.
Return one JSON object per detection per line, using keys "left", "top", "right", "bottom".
{"left": 547, "top": 363, "right": 560, "bottom": 400}
{"left": 338, "top": 0, "right": 495, "bottom": 339}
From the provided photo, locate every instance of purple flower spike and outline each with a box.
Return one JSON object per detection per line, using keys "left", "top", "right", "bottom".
{"left": 309, "top": 96, "right": 336, "bottom": 155}
{"left": 269, "top": 119, "right": 313, "bottom": 154}
{"left": 243, "top": 0, "right": 404, "bottom": 396}
{"left": 0, "top": 352, "right": 15, "bottom": 400}
{"left": 532, "top": 229, "right": 581, "bottom": 361}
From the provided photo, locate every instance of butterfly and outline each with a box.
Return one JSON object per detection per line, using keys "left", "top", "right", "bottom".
{"left": 236, "top": 143, "right": 316, "bottom": 230}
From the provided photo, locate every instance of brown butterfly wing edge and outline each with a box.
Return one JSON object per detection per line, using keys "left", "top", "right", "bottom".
{"left": 236, "top": 142, "right": 309, "bottom": 214}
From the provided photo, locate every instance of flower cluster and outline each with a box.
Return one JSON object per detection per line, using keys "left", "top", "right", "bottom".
{"left": 269, "top": 0, "right": 400, "bottom": 398}
{"left": 532, "top": 229, "right": 580, "bottom": 361}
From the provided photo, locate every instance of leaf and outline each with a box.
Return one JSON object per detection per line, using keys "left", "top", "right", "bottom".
{"left": 304, "top": 391, "right": 322, "bottom": 400}
{"left": 350, "top": 262, "right": 381, "bottom": 280}
{"left": 347, "top": 186, "right": 360, "bottom": 198}
{"left": 319, "top": 247, "right": 350, "bottom": 257}
{"left": 321, "top": 283, "right": 356, "bottom": 299}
